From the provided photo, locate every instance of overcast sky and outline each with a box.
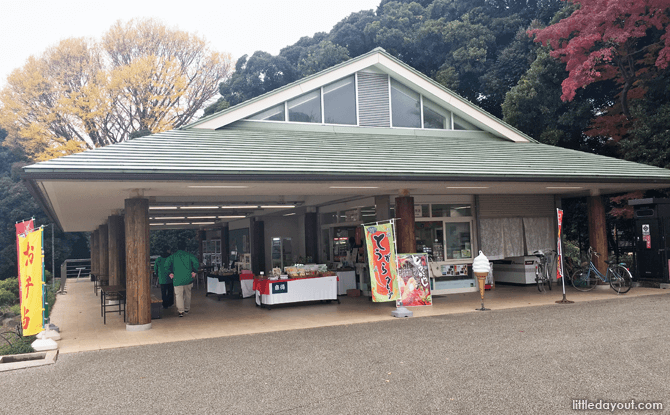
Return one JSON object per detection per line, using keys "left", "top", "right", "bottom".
{"left": 0, "top": 0, "right": 380, "bottom": 87}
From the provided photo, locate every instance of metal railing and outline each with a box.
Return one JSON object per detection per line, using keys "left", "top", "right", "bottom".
{"left": 59, "top": 258, "right": 91, "bottom": 294}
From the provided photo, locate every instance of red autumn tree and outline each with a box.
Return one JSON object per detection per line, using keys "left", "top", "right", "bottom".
{"left": 530, "top": 0, "right": 670, "bottom": 125}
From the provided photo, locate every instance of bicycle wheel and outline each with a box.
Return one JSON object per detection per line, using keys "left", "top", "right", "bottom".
{"left": 536, "top": 264, "right": 545, "bottom": 292}
{"left": 546, "top": 268, "right": 552, "bottom": 291}
{"left": 609, "top": 264, "right": 632, "bottom": 294}
{"left": 571, "top": 269, "right": 598, "bottom": 291}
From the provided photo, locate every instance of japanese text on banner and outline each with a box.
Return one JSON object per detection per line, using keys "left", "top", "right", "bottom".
{"left": 396, "top": 253, "right": 432, "bottom": 307}
{"left": 18, "top": 228, "right": 44, "bottom": 336}
{"left": 364, "top": 223, "right": 399, "bottom": 302}
{"left": 15, "top": 219, "right": 34, "bottom": 300}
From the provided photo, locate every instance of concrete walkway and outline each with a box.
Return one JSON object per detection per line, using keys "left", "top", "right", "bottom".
{"left": 49, "top": 278, "right": 669, "bottom": 354}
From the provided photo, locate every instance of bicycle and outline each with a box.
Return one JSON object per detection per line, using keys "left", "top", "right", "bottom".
{"left": 532, "top": 250, "right": 555, "bottom": 293}
{"left": 570, "top": 247, "right": 632, "bottom": 294}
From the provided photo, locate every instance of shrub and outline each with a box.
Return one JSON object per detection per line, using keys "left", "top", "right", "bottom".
{"left": 0, "top": 288, "right": 15, "bottom": 307}
{"left": 9, "top": 304, "right": 20, "bottom": 316}
{"left": 0, "top": 335, "right": 35, "bottom": 356}
{"left": 0, "top": 278, "right": 19, "bottom": 301}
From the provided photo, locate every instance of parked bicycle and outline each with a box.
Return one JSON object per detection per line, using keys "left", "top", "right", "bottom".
{"left": 532, "top": 250, "right": 555, "bottom": 293}
{"left": 570, "top": 247, "right": 632, "bottom": 294}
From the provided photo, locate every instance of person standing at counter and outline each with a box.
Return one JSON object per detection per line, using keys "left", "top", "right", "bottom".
{"left": 166, "top": 243, "right": 199, "bottom": 317}
{"left": 155, "top": 249, "right": 173, "bottom": 309}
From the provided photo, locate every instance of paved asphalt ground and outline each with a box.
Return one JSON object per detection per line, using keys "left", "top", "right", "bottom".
{"left": 1, "top": 294, "right": 668, "bottom": 414}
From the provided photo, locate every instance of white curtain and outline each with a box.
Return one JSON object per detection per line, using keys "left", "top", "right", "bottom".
{"left": 480, "top": 217, "right": 554, "bottom": 259}
{"left": 479, "top": 218, "right": 524, "bottom": 260}
{"left": 523, "top": 217, "right": 555, "bottom": 254}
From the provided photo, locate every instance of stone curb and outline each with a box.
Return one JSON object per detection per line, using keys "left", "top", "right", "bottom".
{"left": 0, "top": 350, "right": 59, "bottom": 372}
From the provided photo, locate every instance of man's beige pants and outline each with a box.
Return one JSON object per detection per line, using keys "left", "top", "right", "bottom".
{"left": 174, "top": 283, "right": 193, "bottom": 313}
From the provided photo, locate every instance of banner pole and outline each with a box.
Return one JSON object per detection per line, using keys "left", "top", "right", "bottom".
{"left": 391, "top": 218, "right": 412, "bottom": 318}
{"left": 556, "top": 208, "right": 574, "bottom": 304}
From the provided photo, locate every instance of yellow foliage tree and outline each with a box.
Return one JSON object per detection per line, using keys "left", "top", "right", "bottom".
{"left": 0, "top": 19, "right": 233, "bottom": 161}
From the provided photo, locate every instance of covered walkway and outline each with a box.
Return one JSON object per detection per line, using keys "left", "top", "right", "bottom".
{"left": 50, "top": 278, "right": 669, "bottom": 354}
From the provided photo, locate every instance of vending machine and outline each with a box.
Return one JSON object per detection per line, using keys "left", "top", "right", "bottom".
{"left": 629, "top": 198, "right": 670, "bottom": 283}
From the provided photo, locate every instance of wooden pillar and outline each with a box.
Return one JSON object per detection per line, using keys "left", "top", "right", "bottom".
{"left": 197, "top": 230, "right": 206, "bottom": 265}
{"left": 395, "top": 195, "right": 416, "bottom": 254}
{"left": 108, "top": 215, "right": 126, "bottom": 287}
{"left": 304, "top": 212, "right": 318, "bottom": 263}
{"left": 251, "top": 219, "right": 265, "bottom": 275}
{"left": 91, "top": 229, "right": 99, "bottom": 278}
{"left": 99, "top": 224, "right": 109, "bottom": 280}
{"left": 125, "top": 198, "right": 151, "bottom": 330}
{"left": 588, "top": 195, "right": 608, "bottom": 275}
{"left": 221, "top": 224, "right": 229, "bottom": 268}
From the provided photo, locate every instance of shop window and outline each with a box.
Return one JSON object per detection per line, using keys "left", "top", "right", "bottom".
{"left": 444, "top": 222, "right": 472, "bottom": 260}
{"left": 324, "top": 75, "right": 356, "bottom": 125}
{"left": 414, "top": 204, "right": 430, "bottom": 218}
{"left": 271, "top": 237, "right": 293, "bottom": 270}
{"left": 360, "top": 206, "right": 376, "bottom": 222}
{"left": 321, "top": 212, "right": 338, "bottom": 225}
{"left": 391, "top": 78, "right": 421, "bottom": 128}
{"left": 288, "top": 89, "right": 322, "bottom": 123}
{"left": 415, "top": 221, "right": 444, "bottom": 262}
{"left": 431, "top": 204, "right": 472, "bottom": 217}
{"left": 247, "top": 103, "right": 285, "bottom": 121}
{"left": 423, "top": 97, "right": 450, "bottom": 129}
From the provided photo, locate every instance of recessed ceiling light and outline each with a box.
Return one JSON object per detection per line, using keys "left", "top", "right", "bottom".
{"left": 217, "top": 215, "right": 247, "bottom": 219}
{"left": 149, "top": 223, "right": 164, "bottom": 226}
{"left": 446, "top": 186, "right": 489, "bottom": 189}
{"left": 329, "top": 186, "right": 379, "bottom": 189}
{"left": 191, "top": 222, "right": 216, "bottom": 225}
{"left": 261, "top": 205, "right": 295, "bottom": 209}
{"left": 185, "top": 216, "right": 217, "bottom": 219}
{"left": 219, "top": 205, "right": 260, "bottom": 209}
{"left": 546, "top": 186, "right": 583, "bottom": 189}
{"left": 155, "top": 216, "right": 186, "bottom": 220}
{"left": 187, "top": 185, "right": 249, "bottom": 188}
{"left": 149, "top": 206, "right": 179, "bottom": 210}
{"left": 180, "top": 206, "right": 220, "bottom": 209}
{"left": 283, "top": 213, "right": 296, "bottom": 216}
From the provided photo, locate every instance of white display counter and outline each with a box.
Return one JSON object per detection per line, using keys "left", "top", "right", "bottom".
{"left": 254, "top": 276, "right": 339, "bottom": 309}
{"left": 336, "top": 270, "right": 356, "bottom": 295}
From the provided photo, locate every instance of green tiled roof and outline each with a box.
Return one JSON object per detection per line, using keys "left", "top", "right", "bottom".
{"left": 22, "top": 125, "right": 670, "bottom": 183}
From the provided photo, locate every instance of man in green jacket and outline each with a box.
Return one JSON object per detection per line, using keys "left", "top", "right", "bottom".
{"left": 154, "top": 249, "right": 173, "bottom": 309}
{"left": 166, "top": 245, "right": 200, "bottom": 317}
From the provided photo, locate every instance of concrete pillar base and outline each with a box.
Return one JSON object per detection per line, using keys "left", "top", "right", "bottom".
{"left": 126, "top": 323, "right": 151, "bottom": 332}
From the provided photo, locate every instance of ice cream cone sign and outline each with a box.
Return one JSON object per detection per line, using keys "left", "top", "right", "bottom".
{"left": 472, "top": 251, "right": 491, "bottom": 311}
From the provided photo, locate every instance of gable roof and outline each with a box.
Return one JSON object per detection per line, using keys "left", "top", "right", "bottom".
{"left": 22, "top": 123, "right": 670, "bottom": 183}
{"left": 187, "top": 48, "right": 536, "bottom": 143}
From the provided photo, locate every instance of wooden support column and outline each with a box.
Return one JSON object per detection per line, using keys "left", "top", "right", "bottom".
{"left": 587, "top": 195, "right": 608, "bottom": 275}
{"left": 99, "top": 224, "right": 109, "bottom": 280}
{"left": 304, "top": 212, "right": 318, "bottom": 263}
{"left": 197, "top": 230, "right": 206, "bottom": 265}
{"left": 251, "top": 219, "right": 265, "bottom": 275}
{"left": 108, "top": 214, "right": 126, "bottom": 287}
{"left": 91, "top": 229, "right": 99, "bottom": 278}
{"left": 125, "top": 198, "right": 151, "bottom": 330}
{"left": 221, "top": 224, "right": 229, "bottom": 268}
{"left": 395, "top": 193, "right": 416, "bottom": 254}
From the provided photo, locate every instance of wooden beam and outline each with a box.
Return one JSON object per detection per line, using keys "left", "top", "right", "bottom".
{"left": 125, "top": 198, "right": 151, "bottom": 327}
{"left": 304, "top": 212, "right": 317, "bottom": 263}
{"left": 91, "top": 229, "right": 98, "bottom": 278}
{"left": 251, "top": 219, "right": 265, "bottom": 275}
{"left": 221, "top": 224, "right": 229, "bottom": 268}
{"left": 587, "top": 195, "right": 608, "bottom": 275}
{"left": 98, "top": 224, "right": 109, "bottom": 280}
{"left": 108, "top": 215, "right": 125, "bottom": 287}
{"left": 395, "top": 196, "right": 416, "bottom": 254}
